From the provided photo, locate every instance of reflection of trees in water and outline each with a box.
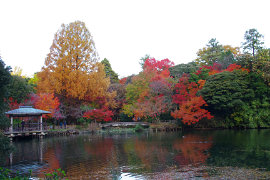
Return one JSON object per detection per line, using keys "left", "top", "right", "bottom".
{"left": 64, "top": 137, "right": 118, "bottom": 178}
{"left": 207, "top": 130, "right": 270, "bottom": 170}
{"left": 173, "top": 134, "right": 212, "bottom": 166}
{"left": 41, "top": 145, "right": 60, "bottom": 176}
{"left": 134, "top": 138, "right": 169, "bottom": 170}
{"left": 0, "top": 135, "right": 13, "bottom": 164}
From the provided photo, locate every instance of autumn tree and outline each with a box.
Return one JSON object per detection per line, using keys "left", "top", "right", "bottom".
{"left": 83, "top": 108, "right": 113, "bottom": 122}
{"left": 38, "top": 21, "right": 98, "bottom": 99}
{"left": 171, "top": 74, "right": 213, "bottom": 125}
{"left": 123, "top": 58, "right": 175, "bottom": 121}
{"left": 101, "top": 58, "right": 119, "bottom": 83}
{"left": 108, "top": 83, "right": 126, "bottom": 120}
{"left": 34, "top": 93, "right": 61, "bottom": 119}
{"left": 37, "top": 21, "right": 114, "bottom": 120}
{"left": 139, "top": 54, "right": 151, "bottom": 69}
{"left": 195, "top": 38, "right": 239, "bottom": 68}
{"left": 11, "top": 66, "right": 25, "bottom": 77}
{"left": 242, "top": 28, "right": 264, "bottom": 57}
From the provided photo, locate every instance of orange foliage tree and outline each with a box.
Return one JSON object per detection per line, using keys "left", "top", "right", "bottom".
{"left": 37, "top": 21, "right": 115, "bottom": 120}
{"left": 171, "top": 74, "right": 213, "bottom": 125}
{"left": 34, "top": 93, "right": 61, "bottom": 119}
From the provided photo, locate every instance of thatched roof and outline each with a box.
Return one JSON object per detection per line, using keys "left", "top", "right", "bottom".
{"left": 5, "top": 106, "right": 51, "bottom": 116}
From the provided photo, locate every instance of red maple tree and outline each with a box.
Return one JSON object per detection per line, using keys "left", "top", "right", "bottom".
{"left": 171, "top": 75, "right": 213, "bottom": 125}
{"left": 83, "top": 108, "right": 113, "bottom": 122}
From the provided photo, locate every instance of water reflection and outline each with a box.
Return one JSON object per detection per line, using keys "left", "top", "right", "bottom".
{"left": 173, "top": 134, "right": 212, "bottom": 166}
{"left": 1, "top": 130, "right": 270, "bottom": 179}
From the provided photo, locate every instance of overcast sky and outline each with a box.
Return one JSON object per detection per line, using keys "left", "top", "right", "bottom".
{"left": 0, "top": 0, "right": 270, "bottom": 78}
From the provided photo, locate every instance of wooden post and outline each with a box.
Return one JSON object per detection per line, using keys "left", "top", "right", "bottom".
{"left": 40, "top": 115, "right": 43, "bottom": 132}
{"left": 9, "top": 116, "right": 13, "bottom": 133}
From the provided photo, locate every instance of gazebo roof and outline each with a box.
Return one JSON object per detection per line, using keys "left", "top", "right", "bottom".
{"left": 5, "top": 106, "right": 51, "bottom": 116}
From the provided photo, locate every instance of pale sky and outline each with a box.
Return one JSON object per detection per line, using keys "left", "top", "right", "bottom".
{"left": 0, "top": 0, "right": 270, "bottom": 78}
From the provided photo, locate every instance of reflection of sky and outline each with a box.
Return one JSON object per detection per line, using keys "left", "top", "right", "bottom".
{"left": 120, "top": 173, "right": 145, "bottom": 180}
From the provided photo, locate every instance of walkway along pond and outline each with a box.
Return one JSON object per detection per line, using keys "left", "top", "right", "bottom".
{"left": 1, "top": 129, "right": 270, "bottom": 179}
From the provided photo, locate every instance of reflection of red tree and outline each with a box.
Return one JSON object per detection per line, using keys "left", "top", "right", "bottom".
{"left": 173, "top": 134, "right": 212, "bottom": 166}
{"left": 41, "top": 147, "right": 60, "bottom": 176}
{"left": 84, "top": 138, "right": 114, "bottom": 159}
{"left": 134, "top": 139, "right": 168, "bottom": 170}
{"left": 66, "top": 138, "right": 116, "bottom": 178}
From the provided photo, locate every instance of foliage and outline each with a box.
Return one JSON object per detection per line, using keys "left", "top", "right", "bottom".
{"left": 33, "top": 93, "right": 61, "bottom": 119}
{"left": 83, "top": 108, "right": 113, "bottom": 122}
{"left": 27, "top": 73, "right": 39, "bottom": 92}
{"left": 253, "top": 49, "right": 270, "bottom": 85}
{"left": 198, "top": 69, "right": 270, "bottom": 128}
{"left": 198, "top": 70, "right": 252, "bottom": 114}
{"left": 195, "top": 38, "right": 239, "bottom": 68}
{"left": 169, "top": 62, "right": 199, "bottom": 79}
{"left": 143, "top": 58, "right": 175, "bottom": 72}
{"left": 38, "top": 21, "right": 99, "bottom": 99}
{"left": 0, "top": 167, "right": 32, "bottom": 180}
{"left": 101, "top": 58, "right": 119, "bottom": 83}
{"left": 139, "top": 54, "right": 151, "bottom": 69}
{"left": 0, "top": 133, "right": 13, "bottom": 165}
{"left": 134, "top": 124, "right": 144, "bottom": 132}
{"left": 0, "top": 57, "right": 11, "bottom": 129}
{"left": 85, "top": 62, "right": 115, "bottom": 106}
{"left": 44, "top": 168, "right": 67, "bottom": 180}
{"left": 0, "top": 167, "right": 67, "bottom": 180}
{"left": 7, "top": 75, "right": 34, "bottom": 104}
{"left": 242, "top": 28, "right": 264, "bottom": 56}
{"left": 37, "top": 21, "right": 115, "bottom": 121}
{"left": 171, "top": 74, "right": 213, "bottom": 125}
{"left": 108, "top": 83, "right": 126, "bottom": 120}
{"left": 123, "top": 58, "right": 175, "bottom": 120}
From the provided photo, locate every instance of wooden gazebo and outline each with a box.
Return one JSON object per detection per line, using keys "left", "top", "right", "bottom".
{"left": 5, "top": 106, "right": 51, "bottom": 137}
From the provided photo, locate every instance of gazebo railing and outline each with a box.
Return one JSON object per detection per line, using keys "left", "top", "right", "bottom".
{"left": 5, "top": 122, "right": 49, "bottom": 133}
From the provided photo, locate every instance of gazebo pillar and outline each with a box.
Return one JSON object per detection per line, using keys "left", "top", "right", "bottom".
{"left": 40, "top": 115, "right": 43, "bottom": 132}
{"left": 9, "top": 116, "right": 13, "bottom": 133}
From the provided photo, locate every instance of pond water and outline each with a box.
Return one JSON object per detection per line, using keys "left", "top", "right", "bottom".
{"left": 1, "top": 129, "right": 270, "bottom": 179}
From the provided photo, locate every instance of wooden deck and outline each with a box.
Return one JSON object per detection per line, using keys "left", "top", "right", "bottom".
{"left": 4, "top": 130, "right": 47, "bottom": 137}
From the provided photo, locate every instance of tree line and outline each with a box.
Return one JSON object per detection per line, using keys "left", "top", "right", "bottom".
{"left": 1, "top": 21, "right": 270, "bottom": 130}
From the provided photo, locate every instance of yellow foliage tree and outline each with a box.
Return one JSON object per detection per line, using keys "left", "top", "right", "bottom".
{"left": 195, "top": 38, "right": 240, "bottom": 67}
{"left": 37, "top": 21, "right": 114, "bottom": 105}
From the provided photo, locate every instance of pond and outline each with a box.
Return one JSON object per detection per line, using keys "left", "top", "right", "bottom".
{"left": 1, "top": 129, "right": 270, "bottom": 179}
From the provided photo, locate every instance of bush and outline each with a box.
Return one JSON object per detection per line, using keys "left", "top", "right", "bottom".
{"left": 134, "top": 124, "right": 144, "bottom": 132}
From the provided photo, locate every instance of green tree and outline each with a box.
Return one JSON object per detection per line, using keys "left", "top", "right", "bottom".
{"left": 198, "top": 70, "right": 253, "bottom": 115}
{"left": 169, "top": 62, "right": 199, "bottom": 78}
{"left": 195, "top": 38, "right": 224, "bottom": 66}
{"left": 101, "top": 58, "right": 119, "bottom": 83}
{"left": 8, "top": 75, "right": 34, "bottom": 104}
{"left": 195, "top": 38, "right": 238, "bottom": 68}
{"left": 198, "top": 70, "right": 270, "bottom": 128}
{"left": 254, "top": 49, "right": 270, "bottom": 85}
{"left": 242, "top": 28, "right": 264, "bottom": 57}
{"left": 0, "top": 56, "right": 11, "bottom": 129}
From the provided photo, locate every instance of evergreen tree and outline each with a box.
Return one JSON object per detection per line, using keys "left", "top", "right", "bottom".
{"left": 0, "top": 56, "right": 11, "bottom": 129}
{"left": 101, "top": 58, "right": 119, "bottom": 83}
{"left": 242, "top": 28, "right": 264, "bottom": 57}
